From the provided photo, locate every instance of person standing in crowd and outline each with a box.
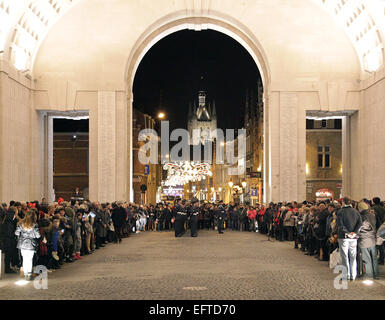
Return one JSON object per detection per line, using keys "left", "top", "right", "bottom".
{"left": 217, "top": 201, "right": 226, "bottom": 234}
{"left": 294, "top": 206, "right": 305, "bottom": 250}
{"left": 82, "top": 208, "right": 93, "bottom": 254}
{"left": 337, "top": 196, "right": 362, "bottom": 281}
{"left": 198, "top": 205, "right": 205, "bottom": 230}
{"left": 239, "top": 204, "right": 248, "bottom": 231}
{"left": 247, "top": 206, "right": 257, "bottom": 232}
{"left": 304, "top": 207, "right": 316, "bottom": 256}
{"left": 49, "top": 217, "right": 63, "bottom": 269}
{"left": 372, "top": 197, "right": 385, "bottom": 265}
{"left": 325, "top": 203, "right": 339, "bottom": 256}
{"left": 265, "top": 203, "right": 275, "bottom": 238}
{"left": 59, "top": 206, "right": 74, "bottom": 263}
{"left": 313, "top": 202, "right": 329, "bottom": 261}
{"left": 231, "top": 205, "right": 239, "bottom": 231}
{"left": 283, "top": 205, "right": 295, "bottom": 241}
{"left": 37, "top": 212, "right": 51, "bottom": 269}
{"left": 73, "top": 211, "right": 83, "bottom": 260}
{"left": 156, "top": 204, "right": 162, "bottom": 230}
{"left": 163, "top": 204, "right": 172, "bottom": 230}
{"left": 189, "top": 200, "right": 200, "bottom": 237}
{"left": 173, "top": 199, "right": 188, "bottom": 237}
{"left": 94, "top": 202, "right": 106, "bottom": 249}
{"left": 357, "top": 201, "right": 379, "bottom": 279}
{"left": 111, "top": 202, "right": 124, "bottom": 243}
{"left": 1, "top": 206, "right": 19, "bottom": 273}
{"left": 276, "top": 206, "right": 286, "bottom": 241}
{"left": 148, "top": 205, "right": 156, "bottom": 231}
{"left": 258, "top": 204, "right": 267, "bottom": 234}
{"left": 15, "top": 210, "right": 41, "bottom": 281}
{"left": 204, "top": 204, "right": 211, "bottom": 230}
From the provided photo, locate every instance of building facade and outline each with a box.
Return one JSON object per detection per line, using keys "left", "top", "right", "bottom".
{"left": 306, "top": 119, "right": 342, "bottom": 202}
{"left": 244, "top": 82, "right": 264, "bottom": 205}
{"left": 132, "top": 108, "right": 161, "bottom": 205}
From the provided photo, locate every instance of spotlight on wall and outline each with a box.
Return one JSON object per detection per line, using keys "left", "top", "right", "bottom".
{"left": 71, "top": 134, "right": 77, "bottom": 142}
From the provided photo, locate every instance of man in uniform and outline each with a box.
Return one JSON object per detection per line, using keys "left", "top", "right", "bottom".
{"left": 217, "top": 200, "right": 226, "bottom": 234}
{"left": 173, "top": 199, "right": 187, "bottom": 237}
{"left": 189, "top": 199, "right": 200, "bottom": 237}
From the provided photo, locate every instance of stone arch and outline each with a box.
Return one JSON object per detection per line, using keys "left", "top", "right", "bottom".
{"left": 124, "top": 14, "right": 272, "bottom": 202}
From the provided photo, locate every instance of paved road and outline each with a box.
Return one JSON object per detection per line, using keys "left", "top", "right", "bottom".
{"left": 1, "top": 230, "right": 385, "bottom": 299}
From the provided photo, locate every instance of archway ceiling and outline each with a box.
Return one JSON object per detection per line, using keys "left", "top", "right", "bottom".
{"left": 0, "top": 0, "right": 384, "bottom": 73}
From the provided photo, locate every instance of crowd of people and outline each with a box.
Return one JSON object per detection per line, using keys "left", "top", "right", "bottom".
{"left": 0, "top": 196, "right": 384, "bottom": 282}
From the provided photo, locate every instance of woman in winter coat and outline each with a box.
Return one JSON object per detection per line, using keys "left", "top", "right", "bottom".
{"left": 1, "top": 207, "right": 19, "bottom": 273}
{"left": 283, "top": 206, "right": 296, "bottom": 241}
{"left": 358, "top": 202, "right": 379, "bottom": 279}
{"left": 15, "top": 210, "right": 41, "bottom": 280}
{"left": 247, "top": 206, "right": 257, "bottom": 232}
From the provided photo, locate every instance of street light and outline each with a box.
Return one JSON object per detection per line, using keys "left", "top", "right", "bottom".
{"left": 242, "top": 181, "right": 247, "bottom": 188}
{"left": 228, "top": 181, "right": 233, "bottom": 188}
{"left": 158, "top": 112, "right": 165, "bottom": 119}
{"left": 218, "top": 187, "right": 222, "bottom": 192}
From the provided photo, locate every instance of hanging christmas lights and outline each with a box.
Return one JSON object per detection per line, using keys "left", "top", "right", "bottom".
{"left": 163, "top": 161, "right": 212, "bottom": 186}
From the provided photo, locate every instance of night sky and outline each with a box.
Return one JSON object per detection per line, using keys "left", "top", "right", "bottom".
{"left": 133, "top": 30, "right": 261, "bottom": 131}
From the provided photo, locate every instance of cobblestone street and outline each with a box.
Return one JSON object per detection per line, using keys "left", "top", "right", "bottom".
{"left": 1, "top": 230, "right": 385, "bottom": 300}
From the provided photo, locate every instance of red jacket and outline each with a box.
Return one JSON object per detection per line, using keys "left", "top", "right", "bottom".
{"left": 247, "top": 209, "right": 257, "bottom": 220}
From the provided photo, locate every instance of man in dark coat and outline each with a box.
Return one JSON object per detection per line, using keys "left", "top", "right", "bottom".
{"left": 173, "top": 199, "right": 187, "bottom": 237}
{"left": 217, "top": 201, "right": 226, "bottom": 234}
{"left": 337, "top": 197, "right": 362, "bottom": 281}
{"left": 111, "top": 202, "right": 125, "bottom": 243}
{"left": 162, "top": 204, "right": 172, "bottom": 230}
{"left": 189, "top": 200, "right": 200, "bottom": 237}
{"left": 313, "top": 202, "right": 329, "bottom": 261}
{"left": 93, "top": 202, "right": 105, "bottom": 249}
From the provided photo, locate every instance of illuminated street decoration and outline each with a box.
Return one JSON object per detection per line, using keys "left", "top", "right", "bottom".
{"left": 163, "top": 161, "right": 212, "bottom": 186}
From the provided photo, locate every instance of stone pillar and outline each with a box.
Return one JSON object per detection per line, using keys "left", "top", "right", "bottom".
{"left": 43, "top": 115, "right": 55, "bottom": 202}
{"left": 263, "top": 91, "right": 269, "bottom": 203}
{"left": 296, "top": 104, "right": 307, "bottom": 203}
{"left": 127, "top": 93, "right": 133, "bottom": 202}
{"left": 268, "top": 92, "right": 280, "bottom": 202}
{"left": 267, "top": 91, "right": 304, "bottom": 202}
{"left": 96, "top": 91, "right": 116, "bottom": 202}
{"left": 115, "top": 92, "right": 128, "bottom": 201}
{"left": 279, "top": 92, "right": 299, "bottom": 202}
{"left": 342, "top": 116, "right": 352, "bottom": 198}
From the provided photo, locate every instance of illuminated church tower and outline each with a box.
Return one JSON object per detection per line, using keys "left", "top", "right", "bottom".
{"left": 187, "top": 90, "right": 217, "bottom": 144}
